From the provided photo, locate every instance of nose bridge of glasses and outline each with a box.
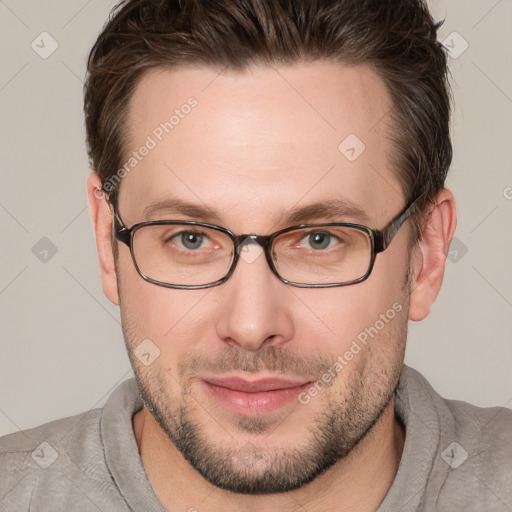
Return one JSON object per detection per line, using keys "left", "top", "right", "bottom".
{"left": 233, "top": 234, "right": 273, "bottom": 267}
{"left": 234, "top": 234, "right": 271, "bottom": 249}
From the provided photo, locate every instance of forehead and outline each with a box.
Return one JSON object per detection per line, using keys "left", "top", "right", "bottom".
{"left": 119, "top": 61, "right": 401, "bottom": 228}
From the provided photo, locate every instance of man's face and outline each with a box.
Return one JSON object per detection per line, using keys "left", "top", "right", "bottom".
{"left": 115, "top": 61, "right": 412, "bottom": 493}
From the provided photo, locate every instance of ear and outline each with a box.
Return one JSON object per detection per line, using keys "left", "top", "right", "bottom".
{"left": 408, "top": 189, "right": 457, "bottom": 321}
{"left": 86, "top": 172, "right": 120, "bottom": 305}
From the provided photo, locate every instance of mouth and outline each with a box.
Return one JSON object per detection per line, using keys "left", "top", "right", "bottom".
{"left": 200, "top": 375, "right": 313, "bottom": 417}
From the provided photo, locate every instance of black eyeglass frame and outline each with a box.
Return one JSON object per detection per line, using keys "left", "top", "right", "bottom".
{"left": 111, "top": 193, "right": 425, "bottom": 290}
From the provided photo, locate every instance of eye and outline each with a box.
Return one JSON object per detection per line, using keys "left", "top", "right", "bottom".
{"left": 170, "top": 231, "right": 210, "bottom": 250}
{"left": 300, "top": 231, "right": 338, "bottom": 251}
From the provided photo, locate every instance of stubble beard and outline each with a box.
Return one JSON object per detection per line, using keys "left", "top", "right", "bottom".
{"left": 119, "top": 264, "right": 411, "bottom": 494}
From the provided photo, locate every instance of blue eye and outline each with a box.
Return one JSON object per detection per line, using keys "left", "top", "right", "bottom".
{"left": 177, "top": 232, "right": 206, "bottom": 250}
{"left": 306, "top": 232, "right": 332, "bottom": 250}
{"left": 298, "top": 231, "right": 339, "bottom": 251}
{"left": 180, "top": 233, "right": 204, "bottom": 249}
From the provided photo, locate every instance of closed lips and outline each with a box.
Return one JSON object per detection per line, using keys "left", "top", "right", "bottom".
{"left": 202, "top": 377, "right": 311, "bottom": 393}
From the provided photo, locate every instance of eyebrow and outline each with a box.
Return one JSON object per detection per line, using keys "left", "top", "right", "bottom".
{"left": 141, "top": 196, "right": 371, "bottom": 227}
{"left": 277, "top": 199, "right": 371, "bottom": 226}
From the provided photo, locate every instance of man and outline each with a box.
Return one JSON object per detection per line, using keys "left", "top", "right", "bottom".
{"left": 1, "top": 0, "right": 511, "bottom": 510}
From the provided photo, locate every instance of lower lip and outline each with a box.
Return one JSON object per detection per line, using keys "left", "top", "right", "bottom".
{"left": 201, "top": 380, "right": 312, "bottom": 417}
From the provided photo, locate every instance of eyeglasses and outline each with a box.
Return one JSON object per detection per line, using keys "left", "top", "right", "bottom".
{"left": 111, "top": 194, "right": 423, "bottom": 289}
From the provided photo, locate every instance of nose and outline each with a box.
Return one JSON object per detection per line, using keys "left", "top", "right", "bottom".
{"left": 214, "top": 241, "right": 294, "bottom": 352}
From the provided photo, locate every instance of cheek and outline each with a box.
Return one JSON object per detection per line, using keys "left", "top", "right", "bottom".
{"left": 117, "top": 253, "right": 212, "bottom": 353}
{"left": 300, "top": 281, "right": 404, "bottom": 341}
{"left": 295, "top": 251, "right": 410, "bottom": 364}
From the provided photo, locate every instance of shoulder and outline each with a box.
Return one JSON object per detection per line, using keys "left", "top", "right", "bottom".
{"left": 399, "top": 365, "right": 512, "bottom": 509}
{"left": 402, "top": 365, "right": 512, "bottom": 454}
{"left": 0, "top": 408, "right": 101, "bottom": 467}
{"left": 437, "top": 395, "right": 512, "bottom": 508}
{"left": 0, "top": 408, "right": 98, "bottom": 448}
{"left": 0, "top": 380, "right": 141, "bottom": 510}
{"left": 442, "top": 393, "right": 512, "bottom": 473}
{"left": 444, "top": 393, "right": 512, "bottom": 437}
{"left": 0, "top": 408, "right": 103, "bottom": 477}
{"left": 411, "top": 366, "right": 511, "bottom": 440}
{"left": 0, "top": 408, "right": 119, "bottom": 510}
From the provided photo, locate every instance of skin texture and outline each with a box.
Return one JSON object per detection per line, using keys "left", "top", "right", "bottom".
{"left": 87, "top": 61, "right": 456, "bottom": 511}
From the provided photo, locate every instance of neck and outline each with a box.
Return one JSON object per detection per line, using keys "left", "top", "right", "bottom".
{"left": 133, "top": 399, "right": 405, "bottom": 512}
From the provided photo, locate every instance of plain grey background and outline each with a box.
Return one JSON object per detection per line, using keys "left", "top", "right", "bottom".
{"left": 0, "top": 0, "right": 511, "bottom": 437}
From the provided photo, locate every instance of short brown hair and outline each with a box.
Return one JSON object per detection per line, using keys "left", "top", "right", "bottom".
{"left": 84, "top": 0, "right": 452, "bottom": 245}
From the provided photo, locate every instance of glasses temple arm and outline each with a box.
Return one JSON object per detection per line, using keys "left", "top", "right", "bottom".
{"left": 374, "top": 193, "right": 427, "bottom": 253}
{"left": 110, "top": 208, "right": 131, "bottom": 246}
